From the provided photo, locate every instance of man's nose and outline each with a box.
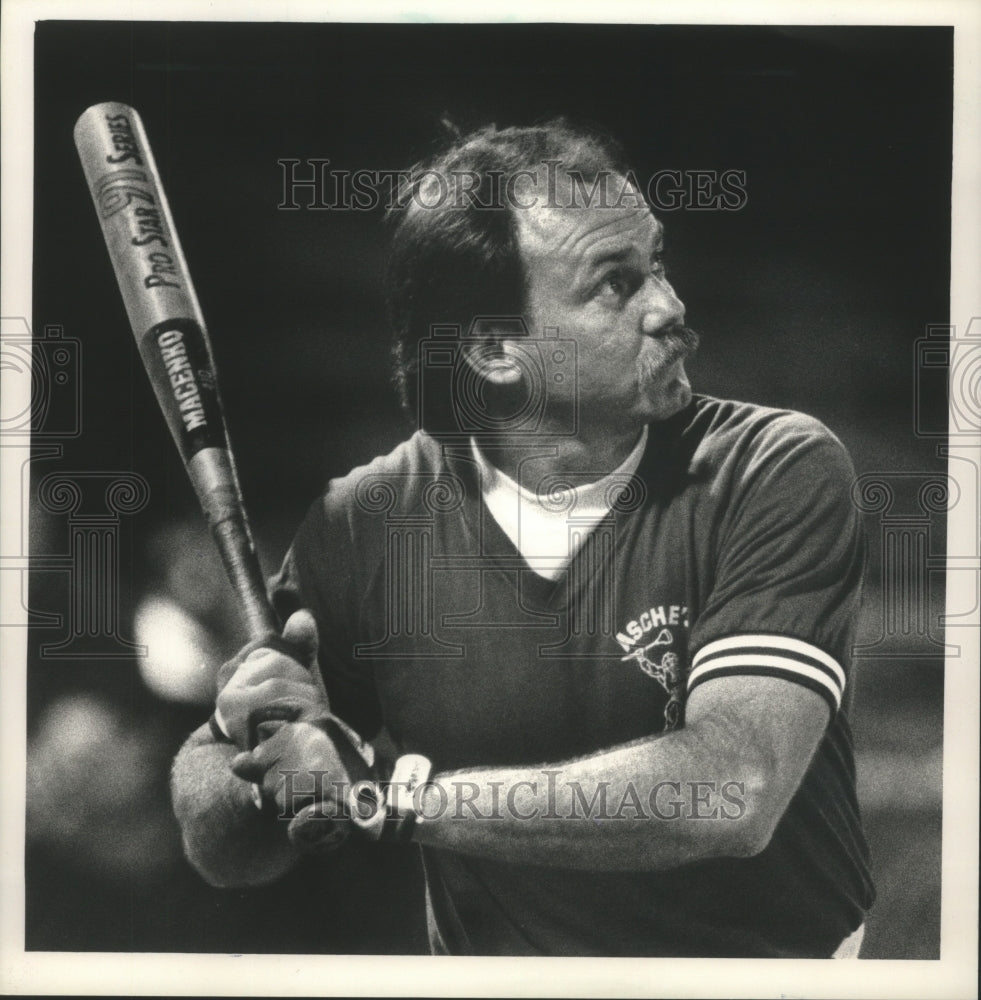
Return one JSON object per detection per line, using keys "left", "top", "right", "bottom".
{"left": 640, "top": 278, "right": 685, "bottom": 337}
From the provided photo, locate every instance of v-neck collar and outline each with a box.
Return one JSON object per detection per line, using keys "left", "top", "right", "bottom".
{"left": 434, "top": 402, "right": 696, "bottom": 614}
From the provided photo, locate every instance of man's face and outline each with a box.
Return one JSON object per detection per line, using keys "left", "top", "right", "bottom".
{"left": 512, "top": 178, "right": 695, "bottom": 431}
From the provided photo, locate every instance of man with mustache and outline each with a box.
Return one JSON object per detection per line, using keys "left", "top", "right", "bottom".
{"left": 171, "top": 121, "right": 874, "bottom": 957}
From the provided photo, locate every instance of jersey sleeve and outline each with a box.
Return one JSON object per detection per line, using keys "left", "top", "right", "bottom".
{"left": 268, "top": 492, "right": 383, "bottom": 740}
{"left": 687, "top": 414, "right": 865, "bottom": 718}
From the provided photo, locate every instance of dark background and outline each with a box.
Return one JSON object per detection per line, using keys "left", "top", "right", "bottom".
{"left": 28, "top": 21, "right": 950, "bottom": 957}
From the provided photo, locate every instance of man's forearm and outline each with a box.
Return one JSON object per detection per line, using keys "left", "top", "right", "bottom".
{"left": 411, "top": 726, "right": 772, "bottom": 871}
{"left": 170, "top": 723, "right": 299, "bottom": 887}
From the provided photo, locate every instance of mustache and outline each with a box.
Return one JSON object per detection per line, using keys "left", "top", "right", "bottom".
{"left": 658, "top": 324, "right": 700, "bottom": 359}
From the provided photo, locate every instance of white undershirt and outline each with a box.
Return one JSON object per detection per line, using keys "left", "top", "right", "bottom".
{"left": 470, "top": 427, "right": 649, "bottom": 581}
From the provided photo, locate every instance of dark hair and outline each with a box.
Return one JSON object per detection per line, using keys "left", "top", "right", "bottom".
{"left": 386, "top": 119, "right": 630, "bottom": 435}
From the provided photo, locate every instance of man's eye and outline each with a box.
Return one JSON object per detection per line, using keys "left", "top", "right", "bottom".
{"left": 595, "top": 257, "right": 667, "bottom": 302}
{"left": 596, "top": 269, "right": 631, "bottom": 300}
{"left": 603, "top": 272, "right": 628, "bottom": 295}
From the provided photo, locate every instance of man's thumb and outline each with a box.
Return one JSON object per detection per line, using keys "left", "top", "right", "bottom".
{"left": 282, "top": 609, "right": 319, "bottom": 667}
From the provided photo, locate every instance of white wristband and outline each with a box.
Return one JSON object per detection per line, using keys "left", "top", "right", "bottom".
{"left": 387, "top": 754, "right": 433, "bottom": 840}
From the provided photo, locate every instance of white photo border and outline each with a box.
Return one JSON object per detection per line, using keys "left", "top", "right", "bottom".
{"left": 2, "top": 1, "right": 977, "bottom": 997}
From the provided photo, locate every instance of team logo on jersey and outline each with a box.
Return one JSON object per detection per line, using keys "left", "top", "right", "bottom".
{"left": 616, "top": 604, "right": 689, "bottom": 730}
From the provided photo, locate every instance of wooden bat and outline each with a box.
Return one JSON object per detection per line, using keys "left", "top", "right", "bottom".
{"left": 73, "top": 101, "right": 278, "bottom": 645}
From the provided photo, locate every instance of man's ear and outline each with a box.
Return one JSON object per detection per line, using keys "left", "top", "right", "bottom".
{"left": 460, "top": 338, "right": 524, "bottom": 386}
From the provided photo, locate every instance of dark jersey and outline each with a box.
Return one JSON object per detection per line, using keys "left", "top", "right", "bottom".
{"left": 270, "top": 395, "right": 875, "bottom": 957}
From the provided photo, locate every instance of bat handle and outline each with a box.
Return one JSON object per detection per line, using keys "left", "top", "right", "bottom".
{"left": 212, "top": 517, "right": 280, "bottom": 641}
{"left": 186, "top": 447, "right": 279, "bottom": 641}
{"left": 190, "top": 458, "right": 319, "bottom": 811}
{"left": 209, "top": 516, "right": 284, "bottom": 810}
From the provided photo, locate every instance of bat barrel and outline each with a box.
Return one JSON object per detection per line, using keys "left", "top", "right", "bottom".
{"left": 74, "top": 102, "right": 203, "bottom": 338}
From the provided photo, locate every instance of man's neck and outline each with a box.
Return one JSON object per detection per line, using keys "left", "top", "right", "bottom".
{"left": 478, "top": 423, "right": 646, "bottom": 484}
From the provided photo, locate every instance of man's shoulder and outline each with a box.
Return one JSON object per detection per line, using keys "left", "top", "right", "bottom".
{"left": 686, "top": 394, "right": 841, "bottom": 445}
{"left": 683, "top": 394, "right": 852, "bottom": 474}
{"left": 290, "top": 431, "right": 447, "bottom": 572}
{"left": 317, "top": 430, "right": 449, "bottom": 520}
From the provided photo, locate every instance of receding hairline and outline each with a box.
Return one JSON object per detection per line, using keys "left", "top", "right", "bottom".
{"left": 512, "top": 173, "right": 661, "bottom": 254}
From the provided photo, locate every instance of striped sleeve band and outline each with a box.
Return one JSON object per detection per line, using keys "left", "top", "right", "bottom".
{"left": 688, "top": 635, "right": 846, "bottom": 714}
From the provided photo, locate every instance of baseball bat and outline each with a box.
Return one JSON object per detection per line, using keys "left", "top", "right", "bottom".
{"left": 76, "top": 103, "right": 337, "bottom": 821}
{"left": 73, "top": 102, "right": 278, "bottom": 646}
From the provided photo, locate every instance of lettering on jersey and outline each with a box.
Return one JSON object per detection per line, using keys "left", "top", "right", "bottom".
{"left": 616, "top": 604, "right": 689, "bottom": 730}
{"left": 615, "top": 604, "right": 689, "bottom": 649}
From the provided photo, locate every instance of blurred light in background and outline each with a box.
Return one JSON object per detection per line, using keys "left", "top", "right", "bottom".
{"left": 26, "top": 694, "right": 180, "bottom": 884}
